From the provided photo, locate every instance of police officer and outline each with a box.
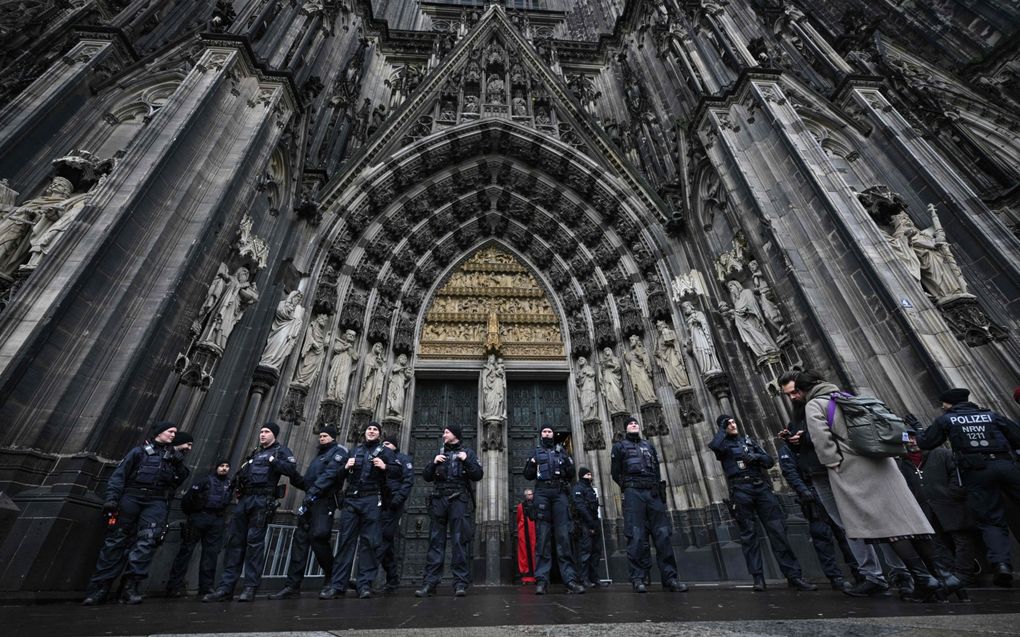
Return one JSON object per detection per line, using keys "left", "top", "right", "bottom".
{"left": 268, "top": 426, "right": 347, "bottom": 600}
{"left": 610, "top": 416, "right": 688, "bottom": 593}
{"left": 165, "top": 457, "right": 232, "bottom": 597}
{"left": 367, "top": 433, "right": 414, "bottom": 592}
{"left": 204, "top": 422, "right": 301, "bottom": 602}
{"left": 316, "top": 421, "right": 398, "bottom": 599}
{"left": 415, "top": 424, "right": 484, "bottom": 597}
{"left": 571, "top": 467, "right": 604, "bottom": 588}
{"left": 524, "top": 426, "right": 586, "bottom": 595}
{"left": 917, "top": 387, "right": 1020, "bottom": 587}
{"left": 777, "top": 429, "right": 858, "bottom": 591}
{"left": 82, "top": 421, "right": 190, "bottom": 605}
{"left": 709, "top": 414, "right": 816, "bottom": 592}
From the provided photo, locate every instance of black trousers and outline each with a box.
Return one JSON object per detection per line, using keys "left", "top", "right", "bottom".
{"left": 87, "top": 494, "right": 169, "bottom": 592}
{"left": 533, "top": 487, "right": 579, "bottom": 585}
{"left": 622, "top": 487, "right": 678, "bottom": 584}
{"left": 284, "top": 499, "right": 335, "bottom": 589}
{"left": 329, "top": 494, "right": 381, "bottom": 592}
{"left": 421, "top": 491, "right": 474, "bottom": 589}
{"left": 730, "top": 482, "right": 802, "bottom": 579}
{"left": 962, "top": 459, "right": 1020, "bottom": 564}
{"left": 165, "top": 510, "right": 226, "bottom": 594}
{"left": 217, "top": 494, "right": 275, "bottom": 591}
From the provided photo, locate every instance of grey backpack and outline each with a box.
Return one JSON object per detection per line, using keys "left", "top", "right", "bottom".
{"left": 825, "top": 391, "right": 910, "bottom": 458}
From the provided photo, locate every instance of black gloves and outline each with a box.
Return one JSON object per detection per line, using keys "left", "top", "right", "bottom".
{"left": 102, "top": 500, "right": 119, "bottom": 514}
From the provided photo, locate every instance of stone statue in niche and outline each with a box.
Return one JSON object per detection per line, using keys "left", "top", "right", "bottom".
{"left": 512, "top": 93, "right": 527, "bottom": 116}
{"left": 259, "top": 290, "right": 305, "bottom": 371}
{"left": 911, "top": 205, "right": 970, "bottom": 301}
{"left": 682, "top": 301, "right": 722, "bottom": 375}
{"left": 624, "top": 334, "right": 657, "bottom": 406}
{"left": 325, "top": 329, "right": 359, "bottom": 402}
{"left": 747, "top": 260, "right": 786, "bottom": 337}
{"left": 357, "top": 341, "right": 386, "bottom": 411}
{"left": 463, "top": 94, "right": 479, "bottom": 113}
{"left": 725, "top": 279, "right": 779, "bottom": 360}
{"left": 480, "top": 353, "right": 506, "bottom": 421}
{"left": 599, "top": 347, "right": 627, "bottom": 414}
{"left": 292, "top": 313, "right": 328, "bottom": 388}
{"left": 575, "top": 356, "right": 599, "bottom": 422}
{"left": 486, "top": 74, "right": 505, "bottom": 103}
{"left": 193, "top": 264, "right": 260, "bottom": 352}
{"left": 654, "top": 319, "right": 690, "bottom": 392}
{"left": 889, "top": 211, "right": 923, "bottom": 282}
{"left": 19, "top": 176, "right": 94, "bottom": 271}
{"left": 384, "top": 353, "right": 413, "bottom": 419}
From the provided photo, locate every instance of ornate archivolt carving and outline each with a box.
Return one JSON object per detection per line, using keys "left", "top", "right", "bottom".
{"left": 419, "top": 245, "right": 563, "bottom": 359}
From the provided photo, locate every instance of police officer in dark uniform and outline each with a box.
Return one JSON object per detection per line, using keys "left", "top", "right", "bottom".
{"left": 204, "top": 422, "right": 301, "bottom": 602}
{"left": 709, "top": 414, "right": 816, "bottom": 592}
{"left": 368, "top": 433, "right": 414, "bottom": 592}
{"left": 268, "top": 425, "right": 347, "bottom": 599}
{"left": 82, "top": 421, "right": 190, "bottom": 605}
{"left": 415, "top": 424, "right": 484, "bottom": 597}
{"left": 917, "top": 387, "right": 1020, "bottom": 587}
{"left": 524, "top": 425, "right": 586, "bottom": 595}
{"left": 165, "top": 457, "right": 232, "bottom": 597}
{"left": 610, "top": 416, "right": 688, "bottom": 593}
{"left": 316, "top": 421, "right": 399, "bottom": 599}
{"left": 571, "top": 467, "right": 604, "bottom": 588}
{"left": 777, "top": 431, "right": 858, "bottom": 591}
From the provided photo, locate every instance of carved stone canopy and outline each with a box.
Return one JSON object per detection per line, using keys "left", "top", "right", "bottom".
{"left": 418, "top": 245, "right": 563, "bottom": 359}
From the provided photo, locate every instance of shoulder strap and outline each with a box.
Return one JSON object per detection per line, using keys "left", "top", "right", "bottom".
{"left": 825, "top": 391, "right": 853, "bottom": 427}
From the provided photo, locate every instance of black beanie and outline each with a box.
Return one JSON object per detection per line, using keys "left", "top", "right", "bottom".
{"left": 173, "top": 431, "right": 194, "bottom": 445}
{"left": 579, "top": 466, "right": 593, "bottom": 480}
{"left": 149, "top": 420, "right": 177, "bottom": 439}
{"left": 366, "top": 421, "right": 381, "bottom": 435}
{"left": 383, "top": 433, "right": 399, "bottom": 448}
{"left": 319, "top": 425, "right": 338, "bottom": 439}
{"left": 215, "top": 459, "right": 231, "bottom": 467}
{"left": 263, "top": 422, "right": 281, "bottom": 437}
{"left": 716, "top": 414, "right": 734, "bottom": 428}
{"left": 446, "top": 424, "right": 464, "bottom": 441}
{"left": 625, "top": 416, "right": 639, "bottom": 426}
{"left": 539, "top": 424, "right": 556, "bottom": 434}
{"left": 939, "top": 388, "right": 970, "bottom": 405}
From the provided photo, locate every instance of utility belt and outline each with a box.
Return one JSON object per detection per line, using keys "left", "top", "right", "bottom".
{"left": 622, "top": 480, "right": 658, "bottom": 490}
{"left": 344, "top": 487, "right": 380, "bottom": 498}
{"left": 535, "top": 479, "right": 567, "bottom": 491}
{"left": 433, "top": 485, "right": 467, "bottom": 496}
{"left": 958, "top": 451, "right": 1016, "bottom": 469}
{"left": 124, "top": 486, "right": 171, "bottom": 498}
{"left": 730, "top": 474, "right": 767, "bottom": 486}
{"left": 239, "top": 486, "right": 276, "bottom": 497}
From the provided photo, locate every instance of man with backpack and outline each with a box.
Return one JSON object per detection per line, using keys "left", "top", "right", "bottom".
{"left": 165, "top": 458, "right": 232, "bottom": 597}
{"left": 917, "top": 387, "right": 1020, "bottom": 587}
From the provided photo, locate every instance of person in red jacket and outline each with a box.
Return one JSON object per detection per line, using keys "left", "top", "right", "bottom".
{"left": 515, "top": 488, "right": 537, "bottom": 584}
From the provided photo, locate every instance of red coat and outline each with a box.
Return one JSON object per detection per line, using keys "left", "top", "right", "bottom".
{"left": 516, "top": 501, "right": 536, "bottom": 583}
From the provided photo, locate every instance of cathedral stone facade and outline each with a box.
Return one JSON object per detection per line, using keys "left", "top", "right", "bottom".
{"left": 0, "top": 0, "right": 1017, "bottom": 592}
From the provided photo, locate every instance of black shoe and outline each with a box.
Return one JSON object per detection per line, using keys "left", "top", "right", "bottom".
{"left": 165, "top": 588, "right": 185, "bottom": 599}
{"left": 582, "top": 580, "right": 596, "bottom": 588}
{"left": 752, "top": 575, "right": 767, "bottom": 592}
{"left": 268, "top": 586, "right": 300, "bottom": 600}
{"left": 237, "top": 586, "right": 257, "bottom": 602}
{"left": 535, "top": 582, "right": 547, "bottom": 595}
{"left": 788, "top": 577, "right": 817, "bottom": 591}
{"left": 993, "top": 563, "right": 1014, "bottom": 588}
{"left": 843, "top": 579, "right": 889, "bottom": 597}
{"left": 665, "top": 579, "right": 689, "bottom": 593}
{"left": 830, "top": 577, "right": 850, "bottom": 592}
{"left": 566, "top": 581, "right": 586, "bottom": 594}
{"left": 454, "top": 585, "right": 467, "bottom": 597}
{"left": 632, "top": 582, "right": 647, "bottom": 593}
{"left": 414, "top": 584, "right": 436, "bottom": 598}
{"left": 121, "top": 578, "right": 144, "bottom": 605}
{"left": 202, "top": 589, "right": 232, "bottom": 603}
{"left": 383, "top": 583, "right": 399, "bottom": 593}
{"left": 81, "top": 588, "right": 108, "bottom": 606}
{"left": 596, "top": 580, "right": 610, "bottom": 588}
{"left": 319, "top": 587, "right": 343, "bottom": 599}
{"left": 358, "top": 589, "right": 372, "bottom": 599}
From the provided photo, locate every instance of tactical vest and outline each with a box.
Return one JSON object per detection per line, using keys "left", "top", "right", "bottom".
{"left": 131, "top": 446, "right": 174, "bottom": 488}
{"left": 945, "top": 408, "right": 1011, "bottom": 455}
{"left": 245, "top": 445, "right": 277, "bottom": 486}
{"left": 619, "top": 439, "right": 656, "bottom": 479}
{"left": 205, "top": 476, "right": 231, "bottom": 510}
{"left": 535, "top": 445, "right": 567, "bottom": 481}
{"left": 349, "top": 444, "right": 382, "bottom": 488}
{"left": 438, "top": 447, "right": 465, "bottom": 482}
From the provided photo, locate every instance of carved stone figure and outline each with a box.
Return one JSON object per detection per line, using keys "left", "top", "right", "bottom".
{"left": 599, "top": 347, "right": 627, "bottom": 413}
{"left": 512, "top": 94, "right": 527, "bottom": 116}
{"left": 19, "top": 176, "right": 92, "bottom": 271}
{"left": 726, "top": 280, "right": 779, "bottom": 359}
{"left": 575, "top": 356, "right": 599, "bottom": 422}
{"left": 486, "top": 75, "right": 505, "bottom": 103}
{"left": 911, "top": 206, "right": 969, "bottom": 300}
{"left": 481, "top": 353, "right": 506, "bottom": 420}
{"left": 0, "top": 202, "right": 36, "bottom": 277}
{"left": 194, "top": 264, "right": 260, "bottom": 351}
{"left": 292, "top": 313, "right": 328, "bottom": 388}
{"left": 889, "top": 212, "right": 923, "bottom": 282}
{"left": 654, "top": 320, "right": 690, "bottom": 392}
{"left": 384, "top": 353, "right": 413, "bottom": 419}
{"left": 259, "top": 290, "right": 305, "bottom": 370}
{"left": 682, "top": 301, "right": 722, "bottom": 375}
{"left": 624, "top": 334, "right": 657, "bottom": 405}
{"left": 748, "top": 260, "right": 786, "bottom": 336}
{"left": 325, "top": 329, "right": 359, "bottom": 402}
{"left": 463, "top": 94, "right": 479, "bottom": 113}
{"left": 357, "top": 341, "right": 386, "bottom": 411}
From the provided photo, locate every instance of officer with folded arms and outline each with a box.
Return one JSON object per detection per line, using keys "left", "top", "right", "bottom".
{"left": 165, "top": 455, "right": 232, "bottom": 598}
{"left": 368, "top": 433, "right": 414, "bottom": 593}
{"left": 572, "top": 467, "right": 604, "bottom": 588}
{"left": 917, "top": 387, "right": 1020, "bottom": 587}
{"left": 204, "top": 422, "right": 300, "bottom": 602}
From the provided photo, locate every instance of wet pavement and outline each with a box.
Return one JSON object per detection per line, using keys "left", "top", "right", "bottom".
{"left": 2, "top": 584, "right": 1018, "bottom": 637}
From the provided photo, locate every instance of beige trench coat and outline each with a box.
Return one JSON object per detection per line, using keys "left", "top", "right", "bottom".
{"left": 804, "top": 382, "right": 933, "bottom": 540}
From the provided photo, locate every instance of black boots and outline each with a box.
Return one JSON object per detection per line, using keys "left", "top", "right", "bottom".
{"left": 81, "top": 587, "right": 109, "bottom": 606}
{"left": 414, "top": 583, "right": 436, "bottom": 598}
{"left": 121, "top": 577, "right": 144, "bottom": 605}
{"left": 236, "top": 586, "right": 257, "bottom": 602}
{"left": 202, "top": 588, "right": 232, "bottom": 602}
{"left": 268, "top": 585, "right": 300, "bottom": 600}
{"left": 993, "top": 563, "right": 1014, "bottom": 588}
{"left": 752, "top": 575, "right": 767, "bottom": 592}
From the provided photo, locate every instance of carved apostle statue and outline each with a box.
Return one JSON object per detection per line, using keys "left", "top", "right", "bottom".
{"left": 385, "top": 353, "right": 413, "bottom": 419}
{"left": 725, "top": 279, "right": 778, "bottom": 359}
{"left": 480, "top": 353, "right": 506, "bottom": 421}
{"left": 681, "top": 301, "right": 722, "bottom": 375}
{"left": 654, "top": 320, "right": 690, "bottom": 392}
{"left": 748, "top": 260, "right": 786, "bottom": 337}
{"left": 6, "top": 176, "right": 90, "bottom": 273}
{"left": 910, "top": 206, "right": 969, "bottom": 300}
{"left": 889, "top": 211, "right": 923, "bottom": 282}
{"left": 292, "top": 313, "right": 328, "bottom": 388}
{"left": 599, "top": 346, "right": 627, "bottom": 414}
{"left": 575, "top": 356, "right": 599, "bottom": 422}
{"left": 624, "top": 334, "right": 657, "bottom": 406}
{"left": 357, "top": 342, "right": 386, "bottom": 411}
{"left": 259, "top": 290, "right": 305, "bottom": 370}
{"left": 194, "top": 264, "right": 260, "bottom": 351}
{"left": 325, "top": 329, "right": 359, "bottom": 402}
